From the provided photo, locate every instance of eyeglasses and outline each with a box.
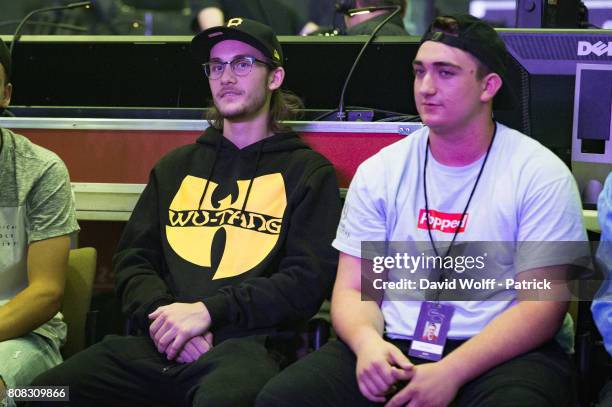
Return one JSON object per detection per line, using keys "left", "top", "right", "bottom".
{"left": 202, "top": 56, "right": 273, "bottom": 80}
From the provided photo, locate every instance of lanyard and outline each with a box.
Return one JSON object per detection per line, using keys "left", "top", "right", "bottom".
{"left": 423, "top": 123, "right": 496, "bottom": 299}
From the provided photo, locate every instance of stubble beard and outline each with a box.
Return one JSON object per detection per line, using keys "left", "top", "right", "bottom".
{"left": 215, "top": 89, "right": 269, "bottom": 122}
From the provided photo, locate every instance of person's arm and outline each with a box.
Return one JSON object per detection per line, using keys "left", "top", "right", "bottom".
{"left": 0, "top": 152, "right": 77, "bottom": 341}
{"left": 592, "top": 173, "right": 612, "bottom": 356}
{"left": 113, "top": 171, "right": 175, "bottom": 333}
{"left": 332, "top": 253, "right": 385, "bottom": 350}
{"left": 324, "top": 154, "right": 413, "bottom": 402}
{"left": 0, "top": 235, "right": 70, "bottom": 341}
{"left": 332, "top": 253, "right": 414, "bottom": 403}
{"left": 445, "top": 274, "right": 568, "bottom": 372}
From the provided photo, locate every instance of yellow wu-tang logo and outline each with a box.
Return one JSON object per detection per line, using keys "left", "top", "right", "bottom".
{"left": 227, "top": 18, "right": 243, "bottom": 28}
{"left": 166, "top": 174, "right": 286, "bottom": 279}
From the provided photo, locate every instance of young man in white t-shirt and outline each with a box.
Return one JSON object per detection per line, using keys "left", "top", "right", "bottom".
{"left": 257, "top": 14, "right": 587, "bottom": 407}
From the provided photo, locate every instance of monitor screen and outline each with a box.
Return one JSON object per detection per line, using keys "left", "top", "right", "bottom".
{"left": 571, "top": 62, "right": 612, "bottom": 203}
{"left": 497, "top": 29, "right": 612, "bottom": 162}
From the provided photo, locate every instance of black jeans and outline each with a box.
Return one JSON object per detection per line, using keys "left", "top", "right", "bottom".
{"left": 30, "top": 334, "right": 286, "bottom": 407}
{"left": 256, "top": 338, "right": 575, "bottom": 407}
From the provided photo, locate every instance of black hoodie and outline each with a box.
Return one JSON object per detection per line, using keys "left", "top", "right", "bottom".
{"left": 113, "top": 127, "right": 341, "bottom": 342}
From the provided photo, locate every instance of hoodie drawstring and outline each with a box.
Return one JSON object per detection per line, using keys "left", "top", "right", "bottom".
{"left": 240, "top": 140, "right": 264, "bottom": 214}
{"left": 198, "top": 135, "right": 223, "bottom": 210}
{"left": 198, "top": 136, "right": 264, "bottom": 215}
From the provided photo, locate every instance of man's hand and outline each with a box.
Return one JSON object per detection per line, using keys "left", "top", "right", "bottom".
{"left": 148, "top": 302, "right": 211, "bottom": 360}
{"left": 176, "top": 332, "right": 214, "bottom": 364}
{"left": 385, "top": 362, "right": 461, "bottom": 407}
{"left": 354, "top": 335, "right": 413, "bottom": 403}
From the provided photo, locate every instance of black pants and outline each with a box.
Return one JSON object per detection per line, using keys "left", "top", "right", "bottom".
{"left": 256, "top": 339, "right": 575, "bottom": 407}
{"left": 30, "top": 334, "right": 285, "bottom": 407}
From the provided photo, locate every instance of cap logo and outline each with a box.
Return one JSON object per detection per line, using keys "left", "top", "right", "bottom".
{"left": 227, "top": 18, "right": 243, "bottom": 28}
{"left": 273, "top": 49, "right": 280, "bottom": 61}
{"left": 432, "top": 31, "right": 443, "bottom": 41}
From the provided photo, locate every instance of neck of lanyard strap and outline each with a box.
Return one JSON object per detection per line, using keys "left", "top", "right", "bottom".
{"left": 423, "top": 123, "right": 496, "bottom": 299}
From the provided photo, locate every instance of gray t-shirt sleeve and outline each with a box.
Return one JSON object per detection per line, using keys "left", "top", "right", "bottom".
{"left": 26, "top": 158, "right": 79, "bottom": 243}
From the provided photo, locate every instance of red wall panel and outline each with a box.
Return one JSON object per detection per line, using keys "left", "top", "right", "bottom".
{"left": 19, "top": 128, "right": 403, "bottom": 187}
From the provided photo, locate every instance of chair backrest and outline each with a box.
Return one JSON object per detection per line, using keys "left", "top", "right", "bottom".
{"left": 61, "top": 247, "right": 97, "bottom": 358}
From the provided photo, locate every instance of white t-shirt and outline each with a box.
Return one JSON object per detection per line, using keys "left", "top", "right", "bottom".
{"left": 333, "top": 123, "right": 587, "bottom": 341}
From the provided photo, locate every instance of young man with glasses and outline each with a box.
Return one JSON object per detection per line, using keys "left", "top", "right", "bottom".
{"left": 257, "top": 15, "right": 586, "bottom": 407}
{"left": 32, "top": 18, "right": 341, "bottom": 407}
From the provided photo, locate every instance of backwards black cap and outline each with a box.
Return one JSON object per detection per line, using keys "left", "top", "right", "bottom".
{"left": 421, "top": 14, "right": 516, "bottom": 110}
{"left": 191, "top": 18, "right": 283, "bottom": 66}
{"left": 0, "top": 38, "right": 11, "bottom": 82}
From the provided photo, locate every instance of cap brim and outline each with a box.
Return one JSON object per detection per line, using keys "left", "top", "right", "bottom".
{"left": 191, "top": 26, "right": 272, "bottom": 65}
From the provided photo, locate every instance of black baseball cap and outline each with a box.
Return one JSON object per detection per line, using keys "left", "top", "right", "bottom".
{"left": 191, "top": 18, "right": 283, "bottom": 66}
{"left": 0, "top": 38, "right": 11, "bottom": 82}
{"left": 420, "top": 14, "right": 516, "bottom": 110}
